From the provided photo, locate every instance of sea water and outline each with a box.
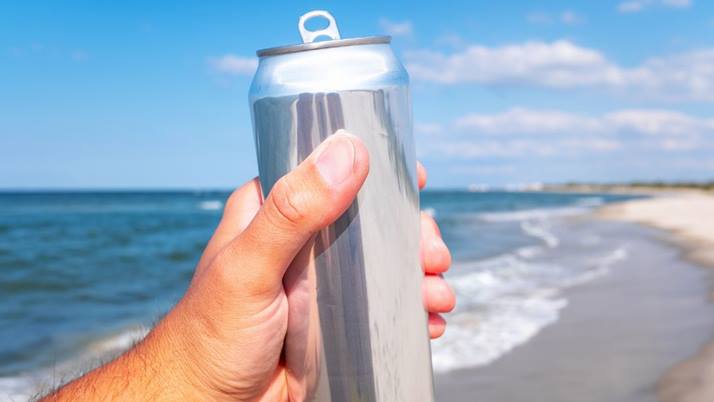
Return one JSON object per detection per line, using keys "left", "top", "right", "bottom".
{"left": 0, "top": 190, "right": 641, "bottom": 399}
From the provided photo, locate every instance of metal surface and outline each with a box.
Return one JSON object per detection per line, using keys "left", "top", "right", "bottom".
{"left": 298, "top": 10, "right": 341, "bottom": 43}
{"left": 256, "top": 36, "right": 391, "bottom": 58}
{"left": 249, "top": 10, "right": 434, "bottom": 402}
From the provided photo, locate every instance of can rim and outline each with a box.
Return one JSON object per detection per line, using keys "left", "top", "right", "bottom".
{"left": 256, "top": 36, "right": 391, "bottom": 57}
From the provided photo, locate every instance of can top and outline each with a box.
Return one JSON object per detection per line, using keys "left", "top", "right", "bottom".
{"left": 256, "top": 10, "right": 391, "bottom": 57}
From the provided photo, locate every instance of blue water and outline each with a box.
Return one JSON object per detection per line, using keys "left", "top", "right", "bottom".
{"left": 0, "top": 190, "right": 641, "bottom": 397}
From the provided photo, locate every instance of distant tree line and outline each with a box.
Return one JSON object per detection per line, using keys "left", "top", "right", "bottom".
{"left": 559, "top": 181, "right": 714, "bottom": 191}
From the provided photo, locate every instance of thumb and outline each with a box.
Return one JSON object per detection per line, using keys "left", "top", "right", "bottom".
{"left": 221, "top": 131, "right": 369, "bottom": 296}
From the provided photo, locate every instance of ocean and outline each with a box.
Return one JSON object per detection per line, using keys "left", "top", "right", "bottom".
{"left": 0, "top": 190, "right": 641, "bottom": 399}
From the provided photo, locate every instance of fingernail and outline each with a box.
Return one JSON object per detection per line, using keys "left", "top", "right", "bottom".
{"left": 315, "top": 134, "right": 356, "bottom": 187}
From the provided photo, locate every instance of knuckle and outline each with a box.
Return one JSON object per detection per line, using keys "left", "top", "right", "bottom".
{"left": 206, "top": 247, "right": 239, "bottom": 290}
{"left": 269, "top": 177, "right": 307, "bottom": 226}
{"left": 207, "top": 244, "right": 276, "bottom": 301}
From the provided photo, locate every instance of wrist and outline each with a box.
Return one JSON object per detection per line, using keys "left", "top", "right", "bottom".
{"left": 41, "top": 313, "right": 210, "bottom": 402}
{"left": 139, "top": 308, "right": 220, "bottom": 401}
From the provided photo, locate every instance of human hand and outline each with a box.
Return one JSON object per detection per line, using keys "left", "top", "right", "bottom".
{"left": 44, "top": 132, "right": 454, "bottom": 402}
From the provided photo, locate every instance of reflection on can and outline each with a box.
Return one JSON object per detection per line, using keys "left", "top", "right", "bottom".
{"left": 249, "top": 10, "right": 434, "bottom": 402}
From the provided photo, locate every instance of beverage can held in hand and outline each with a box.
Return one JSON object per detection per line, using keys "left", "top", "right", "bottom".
{"left": 249, "top": 10, "right": 434, "bottom": 402}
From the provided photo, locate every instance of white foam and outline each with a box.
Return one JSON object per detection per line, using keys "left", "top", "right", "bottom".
{"left": 477, "top": 206, "right": 587, "bottom": 223}
{"left": 597, "top": 247, "right": 628, "bottom": 267}
{"left": 88, "top": 327, "right": 149, "bottom": 354}
{"left": 576, "top": 196, "right": 604, "bottom": 207}
{"left": 0, "top": 376, "right": 35, "bottom": 402}
{"left": 448, "top": 257, "right": 565, "bottom": 307}
{"left": 0, "top": 327, "right": 149, "bottom": 401}
{"left": 199, "top": 200, "right": 223, "bottom": 211}
{"left": 521, "top": 220, "right": 560, "bottom": 248}
{"left": 515, "top": 245, "right": 544, "bottom": 259}
{"left": 432, "top": 295, "right": 567, "bottom": 371}
{"left": 560, "top": 247, "right": 628, "bottom": 288}
{"left": 433, "top": 243, "right": 629, "bottom": 373}
{"left": 423, "top": 207, "right": 436, "bottom": 218}
{"left": 431, "top": 262, "right": 567, "bottom": 374}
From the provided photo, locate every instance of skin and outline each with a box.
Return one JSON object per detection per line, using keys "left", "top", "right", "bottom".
{"left": 43, "top": 132, "right": 455, "bottom": 401}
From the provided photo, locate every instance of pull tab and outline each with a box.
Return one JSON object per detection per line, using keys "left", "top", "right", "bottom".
{"left": 298, "top": 10, "right": 341, "bottom": 43}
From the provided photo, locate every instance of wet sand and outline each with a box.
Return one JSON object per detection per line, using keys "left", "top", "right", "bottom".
{"left": 436, "top": 217, "right": 714, "bottom": 402}
{"left": 599, "top": 193, "right": 714, "bottom": 402}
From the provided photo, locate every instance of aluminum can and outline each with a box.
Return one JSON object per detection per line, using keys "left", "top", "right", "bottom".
{"left": 249, "top": 10, "right": 434, "bottom": 402}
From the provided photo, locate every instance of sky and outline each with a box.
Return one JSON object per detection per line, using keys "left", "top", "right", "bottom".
{"left": 1, "top": 0, "right": 713, "bottom": 189}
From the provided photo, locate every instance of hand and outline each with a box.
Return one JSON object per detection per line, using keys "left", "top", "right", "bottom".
{"left": 44, "top": 132, "right": 454, "bottom": 402}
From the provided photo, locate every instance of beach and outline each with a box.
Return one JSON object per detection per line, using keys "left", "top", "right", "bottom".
{"left": 599, "top": 192, "right": 714, "bottom": 402}
{"left": 435, "top": 191, "right": 714, "bottom": 402}
{"left": 598, "top": 191, "right": 714, "bottom": 278}
{"left": 2, "top": 190, "right": 714, "bottom": 401}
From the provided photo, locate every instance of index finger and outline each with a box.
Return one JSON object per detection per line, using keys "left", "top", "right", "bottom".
{"left": 417, "top": 161, "right": 427, "bottom": 190}
{"left": 195, "top": 177, "right": 263, "bottom": 275}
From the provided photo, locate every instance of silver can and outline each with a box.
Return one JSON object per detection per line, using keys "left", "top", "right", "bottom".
{"left": 249, "top": 10, "right": 434, "bottom": 402}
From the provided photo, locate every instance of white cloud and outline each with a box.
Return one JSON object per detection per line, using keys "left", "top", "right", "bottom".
{"left": 378, "top": 18, "right": 413, "bottom": 37}
{"left": 209, "top": 55, "right": 258, "bottom": 75}
{"left": 526, "top": 10, "right": 583, "bottom": 25}
{"left": 406, "top": 40, "right": 621, "bottom": 87}
{"left": 449, "top": 165, "right": 516, "bottom": 175}
{"left": 405, "top": 41, "right": 714, "bottom": 101}
{"left": 418, "top": 107, "right": 713, "bottom": 159}
{"left": 663, "top": 0, "right": 692, "bottom": 7}
{"left": 560, "top": 10, "right": 583, "bottom": 25}
{"left": 433, "top": 137, "right": 622, "bottom": 159}
{"left": 436, "top": 140, "right": 560, "bottom": 158}
{"left": 617, "top": 0, "right": 691, "bottom": 13}
{"left": 435, "top": 34, "right": 466, "bottom": 48}
{"left": 415, "top": 123, "right": 443, "bottom": 135}
{"left": 604, "top": 109, "right": 714, "bottom": 135}
{"left": 659, "top": 138, "right": 698, "bottom": 150}
{"left": 455, "top": 108, "right": 600, "bottom": 134}
{"left": 670, "top": 158, "right": 714, "bottom": 171}
{"left": 526, "top": 12, "right": 553, "bottom": 24}
{"left": 454, "top": 107, "right": 714, "bottom": 137}
{"left": 618, "top": 1, "right": 646, "bottom": 12}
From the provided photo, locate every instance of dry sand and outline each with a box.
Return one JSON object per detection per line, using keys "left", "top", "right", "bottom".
{"left": 598, "top": 192, "right": 714, "bottom": 272}
{"left": 599, "top": 192, "right": 714, "bottom": 402}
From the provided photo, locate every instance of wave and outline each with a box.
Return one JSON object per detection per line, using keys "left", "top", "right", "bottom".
{"left": 515, "top": 245, "right": 544, "bottom": 259}
{"left": 432, "top": 296, "right": 567, "bottom": 371}
{"left": 575, "top": 196, "right": 604, "bottom": 207}
{"left": 87, "top": 327, "right": 149, "bottom": 355}
{"left": 0, "top": 326, "right": 148, "bottom": 401}
{"left": 477, "top": 206, "right": 588, "bottom": 223}
{"left": 0, "top": 376, "right": 36, "bottom": 402}
{"left": 199, "top": 200, "right": 223, "bottom": 211}
{"left": 422, "top": 207, "right": 436, "bottom": 218}
{"left": 521, "top": 220, "right": 559, "bottom": 248}
{"left": 431, "top": 244, "right": 629, "bottom": 373}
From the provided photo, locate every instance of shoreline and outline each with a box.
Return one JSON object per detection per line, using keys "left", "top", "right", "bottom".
{"left": 597, "top": 192, "right": 714, "bottom": 402}
{"left": 436, "top": 215, "right": 714, "bottom": 402}
{"left": 597, "top": 191, "right": 714, "bottom": 295}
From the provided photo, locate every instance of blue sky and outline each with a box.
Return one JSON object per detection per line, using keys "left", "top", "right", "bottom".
{"left": 1, "top": 0, "right": 713, "bottom": 189}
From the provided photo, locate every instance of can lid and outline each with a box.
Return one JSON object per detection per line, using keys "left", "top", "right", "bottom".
{"left": 256, "top": 10, "right": 391, "bottom": 57}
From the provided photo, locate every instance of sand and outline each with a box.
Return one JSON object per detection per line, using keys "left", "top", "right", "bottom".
{"left": 599, "top": 192, "right": 714, "bottom": 402}
{"left": 435, "top": 217, "right": 714, "bottom": 402}
{"left": 598, "top": 192, "right": 714, "bottom": 271}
